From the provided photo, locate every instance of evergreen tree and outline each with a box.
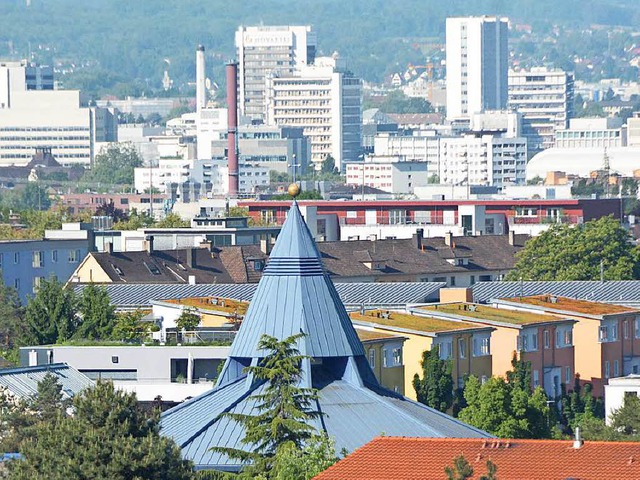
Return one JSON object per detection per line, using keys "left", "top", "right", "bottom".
{"left": 444, "top": 455, "right": 474, "bottom": 480}
{"left": 412, "top": 344, "right": 454, "bottom": 412}
{"left": 212, "top": 333, "right": 333, "bottom": 478}
{"left": 75, "top": 285, "right": 116, "bottom": 340}
{"left": 610, "top": 394, "right": 640, "bottom": 436}
{"left": 24, "top": 276, "right": 77, "bottom": 345}
{"left": 0, "top": 277, "right": 23, "bottom": 349}
{"left": 8, "top": 381, "right": 194, "bottom": 479}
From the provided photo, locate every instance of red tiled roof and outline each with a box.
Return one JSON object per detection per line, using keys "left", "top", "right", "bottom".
{"left": 314, "top": 437, "right": 640, "bottom": 480}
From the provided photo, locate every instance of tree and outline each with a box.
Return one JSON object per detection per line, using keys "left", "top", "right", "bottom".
{"left": 32, "top": 373, "right": 69, "bottom": 424}
{"left": 458, "top": 354, "right": 552, "bottom": 439}
{"left": 377, "top": 90, "right": 433, "bottom": 114}
{"left": 20, "top": 183, "right": 52, "bottom": 211}
{"left": 24, "top": 276, "right": 77, "bottom": 345}
{"left": 444, "top": 455, "right": 474, "bottom": 480}
{"left": 506, "top": 216, "right": 640, "bottom": 281}
{"left": 212, "top": 333, "right": 331, "bottom": 478}
{"left": 95, "top": 200, "right": 128, "bottom": 222}
{"left": 112, "top": 310, "right": 154, "bottom": 342}
{"left": 155, "top": 212, "right": 189, "bottom": 228}
{"left": 610, "top": 394, "right": 640, "bottom": 436}
{"left": 320, "top": 155, "right": 338, "bottom": 176}
{"left": 0, "top": 277, "right": 23, "bottom": 349}
{"left": 175, "top": 308, "right": 200, "bottom": 332}
{"left": 75, "top": 285, "right": 116, "bottom": 340}
{"left": 412, "top": 345, "right": 454, "bottom": 413}
{"left": 113, "top": 208, "right": 155, "bottom": 230}
{"left": 86, "top": 142, "right": 143, "bottom": 185}
{"left": 8, "top": 381, "right": 195, "bottom": 479}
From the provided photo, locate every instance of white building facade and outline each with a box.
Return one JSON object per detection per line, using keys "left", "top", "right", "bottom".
{"left": 236, "top": 25, "right": 317, "bottom": 121}
{"left": 345, "top": 157, "right": 429, "bottom": 194}
{"left": 555, "top": 117, "right": 625, "bottom": 149}
{"left": 446, "top": 16, "right": 509, "bottom": 120}
{"left": 508, "top": 67, "right": 575, "bottom": 151}
{"left": 266, "top": 57, "right": 362, "bottom": 170}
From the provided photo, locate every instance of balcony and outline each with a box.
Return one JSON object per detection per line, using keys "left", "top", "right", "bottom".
{"left": 508, "top": 215, "right": 583, "bottom": 225}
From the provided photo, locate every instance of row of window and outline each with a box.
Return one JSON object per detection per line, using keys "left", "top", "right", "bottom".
{"left": 599, "top": 319, "right": 640, "bottom": 342}
{"left": 437, "top": 336, "right": 491, "bottom": 360}
{"left": 517, "top": 328, "right": 573, "bottom": 352}
{"left": 368, "top": 347, "right": 403, "bottom": 369}
{"left": 0, "top": 249, "right": 81, "bottom": 269}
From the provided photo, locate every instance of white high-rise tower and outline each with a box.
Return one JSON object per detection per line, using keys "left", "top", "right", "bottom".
{"left": 446, "top": 16, "right": 509, "bottom": 120}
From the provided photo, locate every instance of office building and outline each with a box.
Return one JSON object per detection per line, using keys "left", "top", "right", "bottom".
{"left": 446, "top": 16, "right": 509, "bottom": 120}
{"left": 345, "top": 157, "right": 429, "bottom": 194}
{"left": 235, "top": 25, "right": 317, "bottom": 121}
{"left": 266, "top": 56, "right": 362, "bottom": 170}
{"left": 555, "top": 117, "right": 624, "bottom": 149}
{"left": 0, "top": 61, "right": 54, "bottom": 108}
{"left": 508, "top": 67, "right": 575, "bottom": 151}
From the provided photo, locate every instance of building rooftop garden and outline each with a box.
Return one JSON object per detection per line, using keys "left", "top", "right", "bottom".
{"left": 350, "top": 310, "right": 484, "bottom": 334}
{"left": 501, "top": 295, "right": 638, "bottom": 316}
{"left": 355, "top": 328, "right": 403, "bottom": 342}
{"left": 419, "top": 303, "right": 571, "bottom": 326}
{"left": 160, "top": 297, "right": 249, "bottom": 315}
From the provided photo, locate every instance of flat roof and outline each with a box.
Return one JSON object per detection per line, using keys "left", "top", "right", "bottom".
{"left": 501, "top": 295, "right": 637, "bottom": 316}
{"left": 159, "top": 297, "right": 249, "bottom": 315}
{"left": 419, "top": 302, "right": 571, "bottom": 326}
{"left": 350, "top": 310, "right": 485, "bottom": 334}
{"left": 355, "top": 329, "right": 404, "bottom": 342}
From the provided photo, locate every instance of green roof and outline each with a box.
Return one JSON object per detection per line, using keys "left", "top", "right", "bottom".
{"left": 350, "top": 310, "right": 484, "bottom": 334}
{"left": 419, "top": 303, "right": 569, "bottom": 326}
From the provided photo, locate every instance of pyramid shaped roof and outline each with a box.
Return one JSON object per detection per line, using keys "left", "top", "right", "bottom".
{"left": 161, "top": 201, "right": 490, "bottom": 471}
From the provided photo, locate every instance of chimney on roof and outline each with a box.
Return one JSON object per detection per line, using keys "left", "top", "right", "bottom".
{"left": 508, "top": 229, "right": 516, "bottom": 246}
{"left": 146, "top": 235, "right": 154, "bottom": 253}
{"left": 199, "top": 240, "right": 212, "bottom": 252}
{"left": 445, "top": 231, "right": 453, "bottom": 247}
{"left": 413, "top": 228, "right": 424, "bottom": 250}
{"left": 187, "top": 248, "right": 197, "bottom": 268}
{"left": 573, "top": 427, "right": 584, "bottom": 449}
{"left": 188, "top": 275, "right": 196, "bottom": 285}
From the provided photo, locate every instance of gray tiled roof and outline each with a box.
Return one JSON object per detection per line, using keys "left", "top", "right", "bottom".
{"left": 73, "top": 281, "right": 446, "bottom": 309}
{"left": 472, "top": 281, "right": 640, "bottom": 307}
{"left": 0, "top": 363, "right": 93, "bottom": 400}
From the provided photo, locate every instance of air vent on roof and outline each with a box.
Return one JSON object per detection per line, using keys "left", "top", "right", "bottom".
{"left": 110, "top": 263, "right": 124, "bottom": 276}
{"left": 550, "top": 296, "right": 558, "bottom": 304}
{"left": 143, "top": 261, "right": 161, "bottom": 275}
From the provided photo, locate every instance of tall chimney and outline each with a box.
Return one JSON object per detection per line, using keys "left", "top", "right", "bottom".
{"left": 226, "top": 62, "right": 239, "bottom": 197}
{"left": 196, "top": 45, "right": 206, "bottom": 112}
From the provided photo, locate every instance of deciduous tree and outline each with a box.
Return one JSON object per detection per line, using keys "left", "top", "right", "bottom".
{"left": 24, "top": 276, "right": 77, "bottom": 345}
{"left": 412, "top": 344, "right": 454, "bottom": 413}
{"left": 86, "top": 142, "right": 143, "bottom": 185}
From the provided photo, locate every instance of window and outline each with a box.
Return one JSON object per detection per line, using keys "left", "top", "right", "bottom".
{"left": 614, "top": 360, "right": 620, "bottom": 377}
{"left": 605, "top": 361, "right": 611, "bottom": 379}
{"left": 368, "top": 349, "right": 375, "bottom": 369}
{"left": 14, "top": 252, "right": 19, "bottom": 264}
{"left": 636, "top": 317, "right": 640, "bottom": 338}
{"left": 544, "top": 330, "right": 550, "bottom": 349}
{"left": 68, "top": 249, "right": 80, "bottom": 263}
{"left": 624, "top": 320, "right": 630, "bottom": 339}
{"left": 533, "top": 370, "right": 540, "bottom": 387}
{"left": 565, "top": 366, "right": 571, "bottom": 383}
{"left": 382, "top": 349, "right": 388, "bottom": 368}
{"left": 458, "top": 338, "right": 467, "bottom": 359}
{"left": 611, "top": 324, "right": 618, "bottom": 341}
{"left": 438, "top": 341, "right": 452, "bottom": 360}
{"left": 32, "top": 276, "right": 45, "bottom": 293}
{"left": 32, "top": 251, "right": 44, "bottom": 268}
{"left": 599, "top": 326, "right": 608, "bottom": 342}
{"left": 392, "top": 348, "right": 402, "bottom": 366}
{"left": 0, "top": 253, "right": 3, "bottom": 269}
{"left": 253, "top": 260, "right": 264, "bottom": 271}
{"left": 111, "top": 356, "right": 119, "bottom": 364}
{"left": 470, "top": 275, "right": 476, "bottom": 285}
{"left": 14, "top": 279, "right": 19, "bottom": 290}
{"left": 530, "top": 332, "right": 538, "bottom": 351}
{"left": 52, "top": 250, "right": 58, "bottom": 263}
{"left": 450, "top": 276, "right": 456, "bottom": 286}
{"left": 473, "top": 337, "right": 490, "bottom": 356}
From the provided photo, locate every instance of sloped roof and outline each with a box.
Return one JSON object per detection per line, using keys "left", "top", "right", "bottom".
{"left": 472, "top": 280, "right": 640, "bottom": 307}
{"left": 313, "top": 437, "right": 640, "bottom": 480}
{"left": 160, "top": 202, "right": 489, "bottom": 471}
{"left": 0, "top": 363, "right": 93, "bottom": 400}
{"left": 72, "top": 281, "right": 446, "bottom": 309}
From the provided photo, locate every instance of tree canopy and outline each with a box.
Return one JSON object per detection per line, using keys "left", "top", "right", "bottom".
{"left": 507, "top": 216, "right": 640, "bottom": 281}
{"left": 24, "top": 276, "right": 77, "bottom": 345}
{"left": 412, "top": 344, "right": 454, "bottom": 413}
{"left": 85, "top": 142, "right": 142, "bottom": 185}
{"left": 75, "top": 284, "right": 117, "bottom": 340}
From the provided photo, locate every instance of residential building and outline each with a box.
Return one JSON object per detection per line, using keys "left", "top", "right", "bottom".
{"left": 373, "top": 132, "right": 441, "bottom": 177}
{"left": 235, "top": 25, "right": 317, "bottom": 121}
{"left": 0, "top": 238, "right": 89, "bottom": 303}
{"left": 417, "top": 302, "right": 576, "bottom": 398}
{"left": 21, "top": 345, "right": 229, "bottom": 403}
{"left": 134, "top": 157, "right": 194, "bottom": 193}
{"left": 555, "top": 117, "right": 625, "bottom": 149}
{"left": 354, "top": 328, "right": 407, "bottom": 395}
{"left": 446, "top": 16, "right": 509, "bottom": 120}
{"left": 159, "top": 201, "right": 489, "bottom": 471}
{"left": 351, "top": 310, "right": 493, "bottom": 399}
{"left": 492, "top": 295, "right": 640, "bottom": 396}
{"left": 438, "top": 133, "right": 527, "bottom": 189}
{"left": 265, "top": 56, "right": 362, "bottom": 170}
{"left": 239, "top": 197, "right": 620, "bottom": 239}
{"left": 508, "top": 67, "right": 575, "bottom": 151}
{"left": 345, "top": 157, "right": 429, "bottom": 194}
{"left": 56, "top": 192, "right": 169, "bottom": 216}
{"left": 604, "top": 374, "right": 640, "bottom": 424}
{"left": 314, "top": 436, "right": 640, "bottom": 480}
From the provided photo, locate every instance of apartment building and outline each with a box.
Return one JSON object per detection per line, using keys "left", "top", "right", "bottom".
{"left": 492, "top": 295, "right": 640, "bottom": 396}
{"left": 350, "top": 309, "right": 494, "bottom": 399}
{"left": 265, "top": 56, "right": 362, "bottom": 170}
{"left": 417, "top": 302, "right": 576, "bottom": 399}
{"left": 508, "top": 67, "right": 574, "bottom": 151}
{"left": 345, "top": 157, "right": 429, "bottom": 194}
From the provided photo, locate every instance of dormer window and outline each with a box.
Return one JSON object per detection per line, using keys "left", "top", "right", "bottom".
{"left": 253, "top": 260, "right": 264, "bottom": 271}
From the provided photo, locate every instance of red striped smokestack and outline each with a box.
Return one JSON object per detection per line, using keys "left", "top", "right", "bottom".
{"left": 226, "top": 62, "right": 239, "bottom": 197}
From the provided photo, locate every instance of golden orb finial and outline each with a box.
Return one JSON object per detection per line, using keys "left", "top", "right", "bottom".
{"left": 287, "top": 183, "right": 300, "bottom": 198}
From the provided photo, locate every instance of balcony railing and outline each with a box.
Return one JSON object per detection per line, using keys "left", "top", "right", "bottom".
{"left": 508, "top": 215, "right": 583, "bottom": 225}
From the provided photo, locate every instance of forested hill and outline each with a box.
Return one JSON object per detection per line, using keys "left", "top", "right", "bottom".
{"left": 1, "top": 0, "right": 639, "bottom": 96}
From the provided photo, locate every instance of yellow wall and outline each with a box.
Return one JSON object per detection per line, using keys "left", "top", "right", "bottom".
{"left": 572, "top": 317, "right": 601, "bottom": 382}
{"left": 487, "top": 327, "right": 519, "bottom": 378}
{"left": 439, "top": 288, "right": 473, "bottom": 304}
{"left": 362, "top": 340, "right": 406, "bottom": 395}
{"left": 199, "top": 312, "right": 235, "bottom": 328}
{"left": 73, "top": 255, "right": 112, "bottom": 283}
{"left": 450, "top": 332, "right": 493, "bottom": 384}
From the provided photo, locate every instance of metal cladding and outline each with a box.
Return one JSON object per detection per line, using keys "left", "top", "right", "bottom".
{"left": 196, "top": 45, "right": 206, "bottom": 112}
{"left": 226, "top": 62, "right": 239, "bottom": 197}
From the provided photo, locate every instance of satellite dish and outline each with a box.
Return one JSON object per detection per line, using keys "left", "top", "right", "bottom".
{"left": 205, "top": 78, "right": 211, "bottom": 90}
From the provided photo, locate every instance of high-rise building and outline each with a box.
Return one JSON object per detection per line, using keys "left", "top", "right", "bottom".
{"left": 508, "top": 67, "right": 574, "bottom": 152}
{"left": 266, "top": 56, "right": 362, "bottom": 171}
{"left": 0, "top": 61, "right": 53, "bottom": 108}
{"left": 446, "top": 16, "right": 509, "bottom": 120}
{"left": 235, "top": 25, "right": 317, "bottom": 121}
